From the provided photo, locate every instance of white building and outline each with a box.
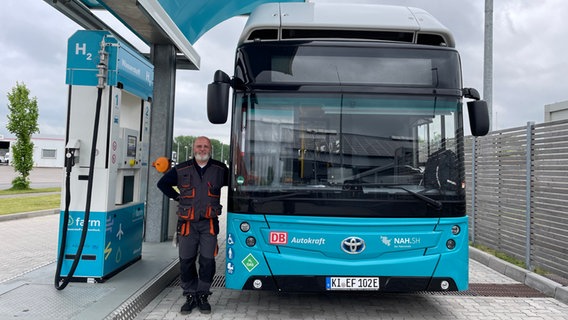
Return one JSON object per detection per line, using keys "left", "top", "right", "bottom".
{"left": 0, "top": 136, "right": 65, "bottom": 168}
{"left": 544, "top": 100, "right": 568, "bottom": 122}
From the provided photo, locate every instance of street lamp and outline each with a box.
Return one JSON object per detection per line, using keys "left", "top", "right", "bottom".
{"left": 184, "top": 146, "right": 188, "bottom": 160}
{"left": 176, "top": 142, "right": 179, "bottom": 163}
{"left": 484, "top": 0, "right": 493, "bottom": 131}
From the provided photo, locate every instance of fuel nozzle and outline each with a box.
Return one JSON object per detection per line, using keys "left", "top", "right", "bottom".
{"left": 65, "top": 139, "right": 81, "bottom": 172}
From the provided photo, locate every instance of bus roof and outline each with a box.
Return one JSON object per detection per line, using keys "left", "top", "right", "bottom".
{"left": 239, "top": 2, "right": 455, "bottom": 48}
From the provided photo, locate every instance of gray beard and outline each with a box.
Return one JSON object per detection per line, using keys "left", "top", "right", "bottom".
{"left": 194, "top": 153, "right": 210, "bottom": 162}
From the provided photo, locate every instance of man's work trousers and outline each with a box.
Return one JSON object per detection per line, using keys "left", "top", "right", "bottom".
{"left": 178, "top": 218, "right": 219, "bottom": 295}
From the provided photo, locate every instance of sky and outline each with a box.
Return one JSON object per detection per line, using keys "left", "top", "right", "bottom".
{"left": 1, "top": 0, "right": 568, "bottom": 144}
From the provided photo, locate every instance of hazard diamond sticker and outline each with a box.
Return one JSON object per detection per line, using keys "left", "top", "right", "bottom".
{"left": 241, "top": 253, "right": 259, "bottom": 272}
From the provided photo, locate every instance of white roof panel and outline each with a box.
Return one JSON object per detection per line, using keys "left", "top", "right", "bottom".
{"left": 239, "top": 2, "right": 455, "bottom": 47}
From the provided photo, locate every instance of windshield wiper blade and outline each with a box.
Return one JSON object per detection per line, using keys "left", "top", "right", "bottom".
{"left": 252, "top": 192, "right": 306, "bottom": 204}
{"left": 344, "top": 182, "right": 442, "bottom": 210}
{"left": 388, "top": 186, "right": 442, "bottom": 210}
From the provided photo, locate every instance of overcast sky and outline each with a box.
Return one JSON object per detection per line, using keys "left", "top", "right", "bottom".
{"left": 1, "top": 0, "right": 568, "bottom": 144}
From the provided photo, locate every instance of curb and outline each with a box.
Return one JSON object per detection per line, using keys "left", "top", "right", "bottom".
{"left": 469, "top": 247, "right": 568, "bottom": 304}
{"left": 106, "top": 260, "right": 180, "bottom": 320}
{"left": 0, "top": 209, "right": 59, "bottom": 222}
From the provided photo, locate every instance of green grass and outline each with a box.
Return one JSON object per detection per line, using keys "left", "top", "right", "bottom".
{"left": 0, "top": 187, "right": 60, "bottom": 196}
{"left": 470, "top": 242, "right": 549, "bottom": 276}
{"left": 0, "top": 188, "right": 61, "bottom": 215}
{"left": 471, "top": 242, "right": 526, "bottom": 268}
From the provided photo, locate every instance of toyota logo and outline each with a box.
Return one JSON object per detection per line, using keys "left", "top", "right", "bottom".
{"left": 341, "top": 237, "right": 365, "bottom": 254}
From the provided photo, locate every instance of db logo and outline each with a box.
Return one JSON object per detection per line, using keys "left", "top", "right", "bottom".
{"left": 269, "top": 231, "right": 288, "bottom": 245}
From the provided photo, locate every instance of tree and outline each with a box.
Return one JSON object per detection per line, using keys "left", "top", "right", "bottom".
{"left": 210, "top": 138, "right": 229, "bottom": 164}
{"left": 6, "top": 82, "right": 39, "bottom": 190}
{"left": 173, "top": 135, "right": 194, "bottom": 162}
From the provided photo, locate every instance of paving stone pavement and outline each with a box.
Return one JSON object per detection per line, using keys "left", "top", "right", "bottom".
{"left": 3, "top": 211, "right": 567, "bottom": 320}
{"left": 1, "top": 212, "right": 568, "bottom": 320}
{"left": 133, "top": 215, "right": 568, "bottom": 320}
{"left": 0, "top": 213, "right": 59, "bottom": 283}
{"left": 136, "top": 262, "right": 568, "bottom": 320}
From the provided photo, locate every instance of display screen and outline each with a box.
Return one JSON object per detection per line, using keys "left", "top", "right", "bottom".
{"left": 127, "top": 135, "right": 137, "bottom": 157}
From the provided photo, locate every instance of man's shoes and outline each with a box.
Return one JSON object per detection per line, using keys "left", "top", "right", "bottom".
{"left": 197, "top": 292, "right": 212, "bottom": 314}
{"left": 180, "top": 294, "right": 197, "bottom": 314}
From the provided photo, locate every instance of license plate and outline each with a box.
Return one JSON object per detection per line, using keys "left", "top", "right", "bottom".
{"left": 326, "top": 277, "right": 380, "bottom": 290}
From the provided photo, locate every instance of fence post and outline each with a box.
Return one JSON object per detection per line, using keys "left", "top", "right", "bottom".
{"left": 470, "top": 137, "right": 477, "bottom": 244}
{"left": 525, "top": 121, "right": 534, "bottom": 270}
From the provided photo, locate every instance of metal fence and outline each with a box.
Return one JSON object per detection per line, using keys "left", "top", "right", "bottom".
{"left": 465, "top": 119, "right": 568, "bottom": 279}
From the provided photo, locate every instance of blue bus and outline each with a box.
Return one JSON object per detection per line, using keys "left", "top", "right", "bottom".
{"left": 207, "top": 2, "right": 489, "bottom": 292}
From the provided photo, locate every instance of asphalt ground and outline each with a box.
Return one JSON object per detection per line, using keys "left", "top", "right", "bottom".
{"left": 0, "top": 165, "right": 63, "bottom": 190}
{"left": 1, "top": 166, "right": 567, "bottom": 319}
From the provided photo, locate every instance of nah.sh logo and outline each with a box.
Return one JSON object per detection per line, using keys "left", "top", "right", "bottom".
{"left": 269, "top": 231, "right": 288, "bottom": 245}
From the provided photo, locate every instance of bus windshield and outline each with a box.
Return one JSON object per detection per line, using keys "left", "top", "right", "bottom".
{"left": 229, "top": 92, "right": 465, "bottom": 218}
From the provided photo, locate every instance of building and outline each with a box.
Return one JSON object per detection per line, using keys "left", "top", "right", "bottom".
{"left": 0, "top": 136, "right": 64, "bottom": 168}
{"left": 544, "top": 100, "right": 568, "bottom": 122}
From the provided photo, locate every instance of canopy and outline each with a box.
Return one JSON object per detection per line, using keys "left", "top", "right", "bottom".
{"left": 48, "top": 0, "right": 303, "bottom": 69}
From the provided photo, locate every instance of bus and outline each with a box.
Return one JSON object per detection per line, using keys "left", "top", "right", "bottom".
{"left": 207, "top": 2, "right": 489, "bottom": 292}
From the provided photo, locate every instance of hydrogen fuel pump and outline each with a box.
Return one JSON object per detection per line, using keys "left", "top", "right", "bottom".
{"left": 55, "top": 30, "right": 153, "bottom": 289}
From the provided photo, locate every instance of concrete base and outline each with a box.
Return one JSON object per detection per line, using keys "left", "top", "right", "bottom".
{"left": 0, "top": 242, "right": 179, "bottom": 319}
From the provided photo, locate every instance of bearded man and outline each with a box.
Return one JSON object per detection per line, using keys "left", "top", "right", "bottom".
{"left": 157, "top": 136, "right": 228, "bottom": 315}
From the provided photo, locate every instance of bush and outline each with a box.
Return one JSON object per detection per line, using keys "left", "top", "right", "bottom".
{"left": 11, "top": 176, "right": 30, "bottom": 190}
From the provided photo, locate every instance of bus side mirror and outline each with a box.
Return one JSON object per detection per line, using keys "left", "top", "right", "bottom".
{"left": 463, "top": 88, "right": 489, "bottom": 137}
{"left": 467, "top": 100, "right": 490, "bottom": 136}
{"left": 207, "top": 70, "right": 231, "bottom": 124}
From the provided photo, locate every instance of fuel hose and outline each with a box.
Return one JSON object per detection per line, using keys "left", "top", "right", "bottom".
{"left": 54, "top": 85, "right": 103, "bottom": 290}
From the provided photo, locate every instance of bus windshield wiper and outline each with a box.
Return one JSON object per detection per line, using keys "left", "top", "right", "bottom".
{"left": 252, "top": 192, "right": 306, "bottom": 204}
{"left": 344, "top": 182, "right": 442, "bottom": 210}
{"left": 386, "top": 186, "right": 442, "bottom": 210}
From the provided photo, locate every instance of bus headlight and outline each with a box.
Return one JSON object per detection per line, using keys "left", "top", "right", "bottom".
{"left": 246, "top": 236, "right": 256, "bottom": 247}
{"left": 446, "top": 239, "right": 456, "bottom": 250}
{"left": 451, "top": 225, "right": 460, "bottom": 235}
{"left": 240, "top": 222, "right": 251, "bottom": 232}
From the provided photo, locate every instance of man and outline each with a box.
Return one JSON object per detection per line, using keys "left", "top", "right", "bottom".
{"left": 157, "top": 136, "right": 228, "bottom": 314}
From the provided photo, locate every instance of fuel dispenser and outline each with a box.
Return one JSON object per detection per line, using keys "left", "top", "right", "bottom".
{"left": 55, "top": 30, "right": 153, "bottom": 288}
